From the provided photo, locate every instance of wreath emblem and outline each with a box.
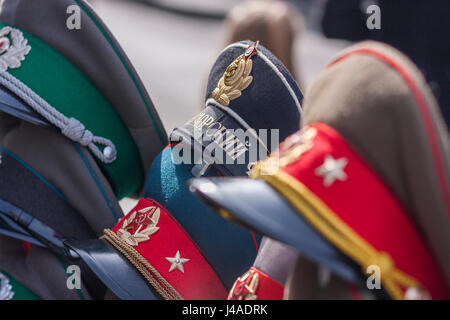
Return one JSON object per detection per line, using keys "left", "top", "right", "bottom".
{"left": 0, "top": 272, "right": 14, "bottom": 300}
{"left": 0, "top": 26, "right": 31, "bottom": 71}
{"left": 212, "top": 41, "right": 259, "bottom": 106}
{"left": 117, "top": 206, "right": 160, "bottom": 246}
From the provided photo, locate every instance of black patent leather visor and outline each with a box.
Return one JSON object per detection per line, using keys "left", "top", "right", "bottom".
{"left": 65, "top": 239, "right": 161, "bottom": 300}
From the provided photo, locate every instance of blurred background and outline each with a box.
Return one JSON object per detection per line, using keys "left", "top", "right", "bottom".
{"left": 89, "top": 0, "right": 350, "bottom": 133}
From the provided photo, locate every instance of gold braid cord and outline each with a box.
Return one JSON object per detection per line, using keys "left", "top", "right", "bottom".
{"left": 251, "top": 161, "right": 421, "bottom": 300}
{"left": 101, "top": 229, "right": 183, "bottom": 300}
{"left": 212, "top": 54, "right": 253, "bottom": 106}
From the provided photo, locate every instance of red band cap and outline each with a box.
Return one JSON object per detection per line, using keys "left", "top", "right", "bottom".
{"left": 253, "top": 123, "right": 449, "bottom": 299}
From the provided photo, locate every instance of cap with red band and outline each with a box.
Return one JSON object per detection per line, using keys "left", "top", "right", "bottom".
{"left": 251, "top": 123, "right": 449, "bottom": 300}
{"left": 228, "top": 267, "right": 284, "bottom": 300}
{"left": 102, "top": 198, "right": 227, "bottom": 300}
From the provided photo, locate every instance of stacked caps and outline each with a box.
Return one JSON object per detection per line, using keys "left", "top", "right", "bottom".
{"left": 65, "top": 39, "right": 303, "bottom": 300}
{"left": 191, "top": 41, "right": 450, "bottom": 300}
{"left": 145, "top": 40, "right": 303, "bottom": 289}
{"left": 0, "top": 0, "right": 167, "bottom": 300}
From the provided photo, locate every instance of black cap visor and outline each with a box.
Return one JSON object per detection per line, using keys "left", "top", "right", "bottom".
{"left": 65, "top": 239, "right": 161, "bottom": 300}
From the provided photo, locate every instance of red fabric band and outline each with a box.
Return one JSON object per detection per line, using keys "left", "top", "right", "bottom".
{"left": 280, "top": 123, "right": 448, "bottom": 299}
{"left": 112, "top": 198, "right": 227, "bottom": 299}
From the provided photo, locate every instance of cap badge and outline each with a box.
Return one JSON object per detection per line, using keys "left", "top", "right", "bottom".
{"left": 228, "top": 270, "right": 259, "bottom": 300}
{"left": 166, "top": 250, "right": 190, "bottom": 273}
{"left": 212, "top": 41, "right": 259, "bottom": 106}
{"left": 251, "top": 126, "right": 316, "bottom": 176}
{"left": 0, "top": 272, "right": 14, "bottom": 300}
{"left": 278, "top": 126, "right": 317, "bottom": 168}
{"left": 0, "top": 26, "right": 31, "bottom": 71}
{"left": 315, "top": 154, "right": 348, "bottom": 187}
{"left": 117, "top": 206, "right": 160, "bottom": 246}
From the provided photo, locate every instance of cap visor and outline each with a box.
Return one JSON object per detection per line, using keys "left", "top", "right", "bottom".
{"left": 190, "top": 177, "right": 363, "bottom": 284}
{"left": 65, "top": 239, "right": 160, "bottom": 300}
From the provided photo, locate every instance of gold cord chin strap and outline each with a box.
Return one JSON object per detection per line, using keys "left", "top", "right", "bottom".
{"left": 101, "top": 229, "right": 183, "bottom": 300}
{"left": 251, "top": 162, "right": 421, "bottom": 300}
